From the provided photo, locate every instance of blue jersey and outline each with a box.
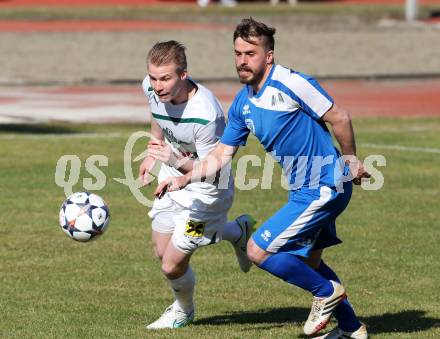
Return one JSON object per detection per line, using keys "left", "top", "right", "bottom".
{"left": 221, "top": 64, "right": 344, "bottom": 190}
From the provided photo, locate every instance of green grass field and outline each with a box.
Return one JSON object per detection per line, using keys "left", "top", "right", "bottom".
{"left": 1, "top": 117, "right": 439, "bottom": 338}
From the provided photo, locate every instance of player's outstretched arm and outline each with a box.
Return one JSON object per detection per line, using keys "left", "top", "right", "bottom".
{"left": 138, "top": 119, "right": 164, "bottom": 186}
{"left": 154, "top": 142, "right": 238, "bottom": 198}
{"left": 322, "top": 104, "right": 356, "bottom": 156}
{"left": 322, "top": 104, "right": 371, "bottom": 184}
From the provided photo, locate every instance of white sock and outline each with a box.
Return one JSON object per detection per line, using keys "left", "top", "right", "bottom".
{"left": 169, "top": 267, "right": 195, "bottom": 314}
{"left": 221, "top": 220, "right": 241, "bottom": 243}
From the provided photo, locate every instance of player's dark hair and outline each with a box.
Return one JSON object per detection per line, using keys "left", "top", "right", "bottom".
{"left": 233, "top": 18, "right": 276, "bottom": 51}
{"left": 147, "top": 40, "right": 187, "bottom": 74}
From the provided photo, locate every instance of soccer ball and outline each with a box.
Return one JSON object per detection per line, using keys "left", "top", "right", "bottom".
{"left": 59, "top": 191, "right": 110, "bottom": 242}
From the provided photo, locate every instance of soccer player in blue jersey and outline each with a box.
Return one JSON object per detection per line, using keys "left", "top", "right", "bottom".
{"left": 154, "top": 19, "right": 370, "bottom": 338}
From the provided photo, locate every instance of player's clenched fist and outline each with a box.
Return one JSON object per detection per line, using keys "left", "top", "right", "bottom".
{"left": 347, "top": 158, "right": 371, "bottom": 185}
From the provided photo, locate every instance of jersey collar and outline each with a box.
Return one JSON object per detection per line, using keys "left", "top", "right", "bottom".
{"left": 248, "top": 64, "right": 276, "bottom": 99}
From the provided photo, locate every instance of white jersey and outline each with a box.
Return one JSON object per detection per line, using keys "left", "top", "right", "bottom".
{"left": 142, "top": 76, "right": 234, "bottom": 212}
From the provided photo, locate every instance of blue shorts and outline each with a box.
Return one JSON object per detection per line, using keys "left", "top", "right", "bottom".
{"left": 252, "top": 181, "right": 352, "bottom": 258}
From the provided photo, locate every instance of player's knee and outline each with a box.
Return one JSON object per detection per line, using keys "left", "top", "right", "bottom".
{"left": 161, "top": 261, "right": 178, "bottom": 279}
{"left": 302, "top": 249, "right": 323, "bottom": 269}
{"left": 247, "top": 238, "right": 269, "bottom": 265}
{"left": 161, "top": 261, "right": 186, "bottom": 280}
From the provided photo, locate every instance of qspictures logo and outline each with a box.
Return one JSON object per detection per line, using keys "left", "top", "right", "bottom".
{"left": 55, "top": 131, "right": 386, "bottom": 208}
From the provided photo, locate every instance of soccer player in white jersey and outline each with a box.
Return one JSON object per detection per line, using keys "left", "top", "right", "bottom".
{"left": 155, "top": 20, "right": 371, "bottom": 338}
{"left": 139, "top": 40, "right": 255, "bottom": 329}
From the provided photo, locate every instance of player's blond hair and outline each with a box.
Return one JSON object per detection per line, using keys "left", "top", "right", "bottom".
{"left": 147, "top": 40, "right": 187, "bottom": 74}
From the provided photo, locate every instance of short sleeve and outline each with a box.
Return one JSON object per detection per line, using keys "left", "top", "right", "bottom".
{"left": 285, "top": 72, "right": 334, "bottom": 120}
{"left": 194, "top": 118, "right": 225, "bottom": 159}
{"left": 141, "top": 76, "right": 157, "bottom": 104}
{"left": 220, "top": 101, "right": 250, "bottom": 146}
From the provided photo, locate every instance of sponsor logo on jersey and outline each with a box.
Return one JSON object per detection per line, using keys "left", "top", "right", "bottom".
{"left": 184, "top": 220, "right": 206, "bottom": 238}
{"left": 163, "top": 127, "right": 179, "bottom": 145}
{"left": 271, "top": 93, "right": 285, "bottom": 107}
{"left": 243, "top": 104, "right": 251, "bottom": 115}
{"left": 261, "top": 229, "right": 272, "bottom": 242}
{"left": 162, "top": 127, "right": 195, "bottom": 157}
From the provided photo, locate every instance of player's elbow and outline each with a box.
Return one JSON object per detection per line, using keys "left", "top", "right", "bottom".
{"left": 324, "top": 104, "right": 352, "bottom": 127}
{"left": 334, "top": 105, "right": 352, "bottom": 125}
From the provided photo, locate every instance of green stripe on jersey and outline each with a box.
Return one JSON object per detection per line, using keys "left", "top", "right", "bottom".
{"left": 152, "top": 113, "right": 210, "bottom": 125}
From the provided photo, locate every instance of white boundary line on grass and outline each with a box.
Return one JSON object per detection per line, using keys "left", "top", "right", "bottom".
{"left": 1, "top": 134, "right": 439, "bottom": 155}
{"left": 360, "top": 143, "right": 440, "bottom": 154}
{"left": 0, "top": 132, "right": 124, "bottom": 140}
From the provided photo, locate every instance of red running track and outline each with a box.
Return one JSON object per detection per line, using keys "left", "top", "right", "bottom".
{"left": 184, "top": 79, "right": 440, "bottom": 117}
{"left": 212, "top": 79, "right": 440, "bottom": 117}
{"left": 0, "top": 0, "right": 189, "bottom": 7}
{"left": 34, "top": 79, "right": 440, "bottom": 117}
{"left": 1, "top": 0, "right": 439, "bottom": 6}
{"left": 323, "top": 79, "right": 440, "bottom": 117}
{"left": 1, "top": 79, "right": 438, "bottom": 123}
{"left": 0, "top": 20, "right": 231, "bottom": 32}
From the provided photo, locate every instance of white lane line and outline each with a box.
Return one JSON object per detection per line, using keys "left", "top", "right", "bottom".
{"left": 360, "top": 143, "right": 440, "bottom": 154}
{"left": 0, "top": 132, "right": 125, "bottom": 140}
{"left": 1, "top": 136, "right": 439, "bottom": 156}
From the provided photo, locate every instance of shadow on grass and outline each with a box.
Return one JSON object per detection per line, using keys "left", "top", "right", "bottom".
{"left": 196, "top": 308, "right": 440, "bottom": 335}
{"left": 0, "top": 124, "right": 78, "bottom": 134}
{"left": 364, "top": 310, "right": 440, "bottom": 335}
{"left": 195, "top": 306, "right": 309, "bottom": 326}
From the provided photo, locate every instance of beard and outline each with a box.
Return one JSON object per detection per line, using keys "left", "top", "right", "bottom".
{"left": 236, "top": 65, "right": 265, "bottom": 86}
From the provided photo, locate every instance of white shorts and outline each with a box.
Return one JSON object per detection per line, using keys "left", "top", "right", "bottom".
{"left": 148, "top": 193, "right": 228, "bottom": 254}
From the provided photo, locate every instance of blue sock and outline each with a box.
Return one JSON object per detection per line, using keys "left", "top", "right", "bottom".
{"left": 258, "top": 252, "right": 333, "bottom": 297}
{"left": 316, "top": 260, "right": 362, "bottom": 332}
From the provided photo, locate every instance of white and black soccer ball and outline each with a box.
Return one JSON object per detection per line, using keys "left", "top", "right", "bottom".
{"left": 59, "top": 191, "right": 110, "bottom": 242}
